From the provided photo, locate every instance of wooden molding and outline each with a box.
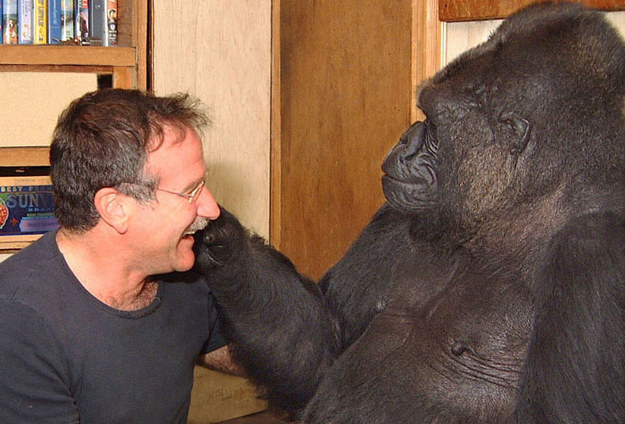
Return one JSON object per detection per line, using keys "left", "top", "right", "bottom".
{"left": 0, "top": 147, "right": 50, "bottom": 167}
{"left": 269, "top": 0, "right": 282, "bottom": 246}
{"left": 412, "top": 0, "right": 442, "bottom": 121}
{"left": 440, "top": 0, "right": 625, "bottom": 21}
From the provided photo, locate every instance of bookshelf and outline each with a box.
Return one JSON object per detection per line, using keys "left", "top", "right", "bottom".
{"left": 0, "top": 0, "right": 148, "bottom": 251}
{"left": 0, "top": 0, "right": 148, "bottom": 87}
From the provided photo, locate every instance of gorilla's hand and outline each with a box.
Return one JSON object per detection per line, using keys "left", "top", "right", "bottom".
{"left": 193, "top": 206, "right": 248, "bottom": 273}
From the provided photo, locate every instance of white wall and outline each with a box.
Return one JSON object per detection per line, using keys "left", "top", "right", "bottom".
{"left": 151, "top": 0, "right": 272, "bottom": 239}
{"left": 444, "top": 11, "right": 625, "bottom": 65}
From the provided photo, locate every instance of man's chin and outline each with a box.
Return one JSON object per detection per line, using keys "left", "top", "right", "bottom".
{"left": 174, "top": 236, "right": 197, "bottom": 272}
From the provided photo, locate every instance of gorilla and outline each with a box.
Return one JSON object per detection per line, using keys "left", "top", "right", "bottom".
{"left": 194, "top": 2, "right": 625, "bottom": 423}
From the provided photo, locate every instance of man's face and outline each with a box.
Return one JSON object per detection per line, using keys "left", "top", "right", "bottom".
{"left": 131, "top": 125, "right": 220, "bottom": 274}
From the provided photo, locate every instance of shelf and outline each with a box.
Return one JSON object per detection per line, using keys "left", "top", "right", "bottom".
{"left": 0, "top": 45, "right": 136, "bottom": 67}
{"left": 0, "top": 147, "right": 50, "bottom": 167}
{"left": 0, "top": 1, "right": 147, "bottom": 253}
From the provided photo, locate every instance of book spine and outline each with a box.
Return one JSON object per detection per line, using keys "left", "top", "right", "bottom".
{"left": 2, "top": 0, "right": 18, "bottom": 44}
{"left": 74, "top": 0, "right": 87, "bottom": 44}
{"left": 47, "top": 0, "right": 59, "bottom": 43}
{"left": 33, "top": 0, "right": 46, "bottom": 44}
{"left": 104, "top": 0, "right": 114, "bottom": 46}
{"left": 17, "top": 0, "right": 33, "bottom": 44}
{"left": 87, "top": 0, "right": 103, "bottom": 46}
{"left": 60, "top": 0, "right": 72, "bottom": 41}
{"left": 0, "top": 1, "right": 3, "bottom": 44}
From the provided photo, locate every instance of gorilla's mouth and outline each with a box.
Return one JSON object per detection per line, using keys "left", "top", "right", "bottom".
{"left": 381, "top": 175, "right": 436, "bottom": 213}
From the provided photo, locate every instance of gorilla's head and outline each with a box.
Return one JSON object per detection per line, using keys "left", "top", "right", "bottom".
{"left": 382, "top": 2, "right": 625, "bottom": 244}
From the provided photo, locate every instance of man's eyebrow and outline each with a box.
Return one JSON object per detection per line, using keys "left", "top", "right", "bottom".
{"left": 183, "top": 172, "right": 207, "bottom": 192}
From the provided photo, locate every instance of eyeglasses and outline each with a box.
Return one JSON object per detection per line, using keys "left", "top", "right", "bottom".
{"left": 155, "top": 179, "right": 205, "bottom": 203}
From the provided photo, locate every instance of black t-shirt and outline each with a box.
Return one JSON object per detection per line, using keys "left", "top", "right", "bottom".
{"left": 0, "top": 231, "right": 226, "bottom": 423}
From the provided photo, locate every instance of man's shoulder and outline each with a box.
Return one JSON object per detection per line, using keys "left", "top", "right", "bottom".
{"left": 0, "top": 231, "right": 59, "bottom": 273}
{"left": 0, "top": 231, "right": 67, "bottom": 307}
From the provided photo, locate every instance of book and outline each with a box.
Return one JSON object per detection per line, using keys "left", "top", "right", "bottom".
{"left": 74, "top": 0, "right": 87, "bottom": 44}
{"left": 2, "top": 0, "right": 18, "bottom": 44}
{"left": 33, "top": 0, "right": 46, "bottom": 44}
{"left": 105, "top": 0, "right": 115, "bottom": 46}
{"left": 47, "top": 0, "right": 59, "bottom": 42}
{"left": 17, "top": 0, "right": 33, "bottom": 44}
{"left": 0, "top": 172, "right": 60, "bottom": 244}
{"left": 60, "top": 0, "right": 73, "bottom": 41}
{"left": 0, "top": 1, "right": 3, "bottom": 44}
{"left": 48, "top": 0, "right": 71, "bottom": 43}
{"left": 87, "top": 0, "right": 103, "bottom": 45}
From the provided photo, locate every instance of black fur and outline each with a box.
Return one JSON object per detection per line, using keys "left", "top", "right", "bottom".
{"left": 194, "top": 3, "right": 625, "bottom": 422}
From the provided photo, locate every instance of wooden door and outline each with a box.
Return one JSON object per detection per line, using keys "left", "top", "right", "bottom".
{"left": 272, "top": 0, "right": 419, "bottom": 279}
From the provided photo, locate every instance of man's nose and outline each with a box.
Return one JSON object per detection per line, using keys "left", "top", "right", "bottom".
{"left": 196, "top": 187, "right": 221, "bottom": 220}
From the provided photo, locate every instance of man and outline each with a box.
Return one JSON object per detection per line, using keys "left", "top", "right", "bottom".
{"left": 0, "top": 89, "right": 235, "bottom": 423}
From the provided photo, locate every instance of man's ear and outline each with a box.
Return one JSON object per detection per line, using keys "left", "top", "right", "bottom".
{"left": 94, "top": 187, "right": 130, "bottom": 234}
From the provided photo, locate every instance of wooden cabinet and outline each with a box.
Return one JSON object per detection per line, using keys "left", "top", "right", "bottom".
{"left": 0, "top": 0, "right": 149, "bottom": 251}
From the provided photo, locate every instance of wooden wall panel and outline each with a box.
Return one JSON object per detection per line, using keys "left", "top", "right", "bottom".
{"left": 440, "top": 0, "right": 625, "bottom": 21}
{"left": 274, "top": 1, "right": 414, "bottom": 279}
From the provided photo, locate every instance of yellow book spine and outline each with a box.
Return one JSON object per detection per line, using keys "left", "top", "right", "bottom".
{"left": 33, "top": 0, "right": 47, "bottom": 44}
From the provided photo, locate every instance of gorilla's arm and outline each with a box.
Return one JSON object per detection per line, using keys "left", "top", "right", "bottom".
{"left": 193, "top": 208, "right": 341, "bottom": 415}
{"left": 319, "top": 203, "right": 415, "bottom": 347}
{"left": 515, "top": 212, "right": 625, "bottom": 423}
{"left": 194, "top": 205, "right": 417, "bottom": 415}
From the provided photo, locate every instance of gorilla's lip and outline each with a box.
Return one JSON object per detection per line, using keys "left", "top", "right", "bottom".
{"left": 381, "top": 173, "right": 417, "bottom": 186}
{"left": 381, "top": 175, "right": 436, "bottom": 212}
{"left": 381, "top": 175, "right": 416, "bottom": 194}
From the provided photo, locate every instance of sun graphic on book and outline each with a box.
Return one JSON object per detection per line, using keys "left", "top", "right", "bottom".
{"left": 0, "top": 198, "right": 8, "bottom": 230}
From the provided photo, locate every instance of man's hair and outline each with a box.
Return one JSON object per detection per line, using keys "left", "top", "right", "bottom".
{"left": 50, "top": 88, "right": 209, "bottom": 232}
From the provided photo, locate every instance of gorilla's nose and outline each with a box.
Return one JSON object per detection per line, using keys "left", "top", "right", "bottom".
{"left": 382, "top": 121, "right": 426, "bottom": 179}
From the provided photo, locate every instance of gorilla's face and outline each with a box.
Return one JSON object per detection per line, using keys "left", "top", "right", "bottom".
{"left": 381, "top": 45, "right": 533, "bottom": 237}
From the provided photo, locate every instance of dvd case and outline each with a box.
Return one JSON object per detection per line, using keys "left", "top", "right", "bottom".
{"left": 17, "top": 0, "right": 33, "bottom": 44}
{"left": 105, "top": 0, "right": 115, "bottom": 46}
{"left": 74, "top": 0, "right": 87, "bottom": 44}
{"left": 47, "top": 0, "right": 60, "bottom": 43}
{"left": 33, "top": 0, "right": 46, "bottom": 44}
{"left": 87, "top": 0, "right": 103, "bottom": 45}
{"left": 60, "top": 0, "right": 73, "bottom": 41}
{"left": 2, "top": 0, "right": 18, "bottom": 44}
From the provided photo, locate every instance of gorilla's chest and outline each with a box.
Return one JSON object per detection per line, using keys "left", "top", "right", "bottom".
{"left": 311, "top": 258, "right": 534, "bottom": 422}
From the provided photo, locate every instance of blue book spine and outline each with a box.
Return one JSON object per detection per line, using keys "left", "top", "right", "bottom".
{"left": 0, "top": 1, "right": 3, "bottom": 44}
{"left": 2, "top": 0, "right": 18, "bottom": 44}
{"left": 47, "top": 0, "right": 60, "bottom": 43}
{"left": 17, "top": 0, "right": 33, "bottom": 44}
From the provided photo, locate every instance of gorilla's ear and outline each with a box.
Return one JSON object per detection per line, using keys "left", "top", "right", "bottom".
{"left": 499, "top": 111, "right": 531, "bottom": 156}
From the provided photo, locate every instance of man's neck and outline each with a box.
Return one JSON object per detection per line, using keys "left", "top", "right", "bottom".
{"left": 56, "top": 228, "right": 158, "bottom": 311}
